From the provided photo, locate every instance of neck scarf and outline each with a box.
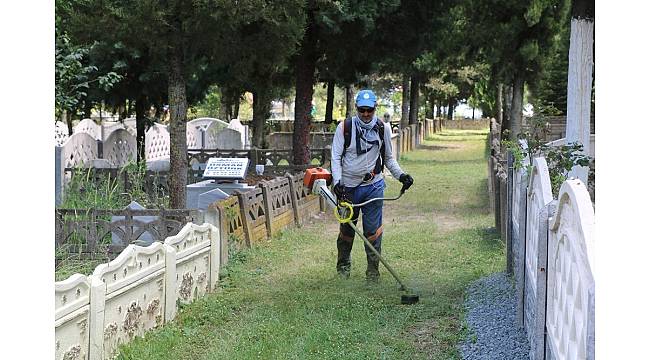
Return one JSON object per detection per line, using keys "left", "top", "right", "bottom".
{"left": 354, "top": 115, "right": 380, "bottom": 155}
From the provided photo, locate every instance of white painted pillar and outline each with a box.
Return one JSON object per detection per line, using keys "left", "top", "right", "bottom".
{"left": 566, "top": 18, "right": 594, "bottom": 183}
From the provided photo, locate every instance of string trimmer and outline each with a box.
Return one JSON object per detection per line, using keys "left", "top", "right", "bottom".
{"left": 304, "top": 168, "right": 420, "bottom": 305}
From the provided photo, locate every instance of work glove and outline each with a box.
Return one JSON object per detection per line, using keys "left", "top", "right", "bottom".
{"left": 333, "top": 182, "right": 347, "bottom": 202}
{"left": 399, "top": 173, "right": 414, "bottom": 191}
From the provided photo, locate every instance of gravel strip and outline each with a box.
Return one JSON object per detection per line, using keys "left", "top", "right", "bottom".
{"left": 459, "top": 272, "right": 530, "bottom": 360}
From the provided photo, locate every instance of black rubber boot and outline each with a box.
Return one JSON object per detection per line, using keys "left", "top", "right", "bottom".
{"left": 336, "top": 236, "right": 353, "bottom": 278}
{"left": 365, "top": 252, "right": 380, "bottom": 283}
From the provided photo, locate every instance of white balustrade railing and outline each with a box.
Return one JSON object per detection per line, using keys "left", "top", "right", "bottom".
{"left": 55, "top": 222, "right": 221, "bottom": 360}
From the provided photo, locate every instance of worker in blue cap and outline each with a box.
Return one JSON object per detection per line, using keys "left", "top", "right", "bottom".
{"left": 330, "top": 89, "right": 414, "bottom": 282}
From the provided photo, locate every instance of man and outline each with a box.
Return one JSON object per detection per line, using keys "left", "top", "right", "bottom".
{"left": 330, "top": 89, "right": 414, "bottom": 282}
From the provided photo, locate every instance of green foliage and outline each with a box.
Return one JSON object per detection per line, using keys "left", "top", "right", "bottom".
{"left": 61, "top": 166, "right": 124, "bottom": 209}
{"left": 55, "top": 32, "right": 122, "bottom": 119}
{"left": 188, "top": 85, "right": 222, "bottom": 119}
{"left": 545, "top": 143, "right": 591, "bottom": 194}
{"left": 503, "top": 119, "right": 592, "bottom": 196}
{"left": 60, "top": 161, "right": 169, "bottom": 210}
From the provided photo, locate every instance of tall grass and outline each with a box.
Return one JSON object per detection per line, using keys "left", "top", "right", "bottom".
{"left": 56, "top": 161, "right": 169, "bottom": 280}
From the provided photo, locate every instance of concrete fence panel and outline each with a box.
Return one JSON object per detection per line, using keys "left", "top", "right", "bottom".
{"left": 260, "top": 178, "right": 295, "bottom": 237}
{"left": 55, "top": 274, "right": 91, "bottom": 360}
{"left": 546, "top": 179, "right": 595, "bottom": 360}
{"left": 524, "top": 157, "right": 554, "bottom": 358}
{"left": 236, "top": 188, "right": 270, "bottom": 245}
{"left": 102, "top": 121, "right": 127, "bottom": 141}
{"left": 56, "top": 222, "right": 222, "bottom": 359}
{"left": 89, "top": 242, "right": 175, "bottom": 359}
{"left": 164, "top": 223, "right": 220, "bottom": 311}
{"left": 103, "top": 128, "right": 137, "bottom": 167}
{"left": 62, "top": 132, "right": 99, "bottom": 169}
{"left": 74, "top": 118, "right": 102, "bottom": 140}
{"left": 145, "top": 124, "right": 170, "bottom": 162}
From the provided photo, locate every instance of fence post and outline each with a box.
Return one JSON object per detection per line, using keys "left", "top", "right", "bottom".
{"left": 235, "top": 190, "right": 253, "bottom": 248}
{"left": 506, "top": 152, "right": 514, "bottom": 275}
{"left": 214, "top": 204, "right": 229, "bottom": 266}
{"left": 88, "top": 276, "right": 106, "bottom": 360}
{"left": 494, "top": 165, "right": 501, "bottom": 231}
{"left": 286, "top": 173, "right": 301, "bottom": 227}
{"left": 97, "top": 139, "right": 103, "bottom": 159}
{"left": 529, "top": 202, "right": 556, "bottom": 360}
{"left": 164, "top": 244, "right": 178, "bottom": 322}
{"left": 515, "top": 177, "right": 528, "bottom": 329}
{"left": 259, "top": 181, "right": 274, "bottom": 237}
{"left": 55, "top": 146, "right": 64, "bottom": 206}
{"left": 499, "top": 170, "right": 507, "bottom": 245}
{"left": 88, "top": 209, "right": 98, "bottom": 253}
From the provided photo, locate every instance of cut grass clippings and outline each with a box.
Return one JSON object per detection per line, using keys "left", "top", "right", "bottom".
{"left": 116, "top": 128, "right": 504, "bottom": 360}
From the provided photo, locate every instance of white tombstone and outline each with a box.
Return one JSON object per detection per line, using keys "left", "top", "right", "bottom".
{"left": 102, "top": 121, "right": 126, "bottom": 141}
{"left": 73, "top": 118, "right": 102, "bottom": 140}
{"left": 62, "top": 132, "right": 98, "bottom": 169}
{"left": 145, "top": 123, "right": 170, "bottom": 162}
{"left": 228, "top": 119, "right": 248, "bottom": 148}
{"left": 203, "top": 119, "right": 231, "bottom": 149}
{"left": 216, "top": 128, "right": 244, "bottom": 150}
{"left": 188, "top": 117, "right": 230, "bottom": 149}
{"left": 103, "top": 128, "right": 137, "bottom": 167}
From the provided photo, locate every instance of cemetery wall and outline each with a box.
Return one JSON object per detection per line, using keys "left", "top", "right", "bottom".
{"left": 437, "top": 118, "right": 490, "bottom": 130}
{"left": 488, "top": 119, "right": 596, "bottom": 360}
{"left": 267, "top": 132, "right": 334, "bottom": 149}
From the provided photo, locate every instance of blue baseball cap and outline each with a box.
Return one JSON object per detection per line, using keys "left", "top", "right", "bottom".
{"left": 355, "top": 89, "right": 377, "bottom": 108}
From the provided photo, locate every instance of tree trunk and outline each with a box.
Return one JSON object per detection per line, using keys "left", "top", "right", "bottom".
{"left": 292, "top": 11, "right": 317, "bottom": 165}
{"left": 496, "top": 83, "right": 503, "bottom": 125}
{"left": 65, "top": 110, "right": 73, "bottom": 135}
{"left": 83, "top": 102, "right": 93, "bottom": 119}
{"left": 345, "top": 85, "right": 354, "bottom": 118}
{"left": 324, "top": 80, "right": 335, "bottom": 124}
{"left": 408, "top": 76, "right": 420, "bottom": 125}
{"left": 233, "top": 98, "right": 240, "bottom": 119}
{"left": 436, "top": 100, "right": 443, "bottom": 118}
{"left": 219, "top": 89, "right": 231, "bottom": 121}
{"left": 427, "top": 91, "right": 435, "bottom": 119}
{"left": 135, "top": 96, "right": 147, "bottom": 162}
{"left": 400, "top": 74, "right": 410, "bottom": 128}
{"left": 447, "top": 99, "right": 454, "bottom": 120}
{"left": 502, "top": 84, "right": 513, "bottom": 134}
{"left": 566, "top": 0, "right": 595, "bottom": 183}
{"left": 167, "top": 38, "right": 188, "bottom": 209}
{"left": 509, "top": 73, "right": 524, "bottom": 140}
{"left": 252, "top": 90, "right": 271, "bottom": 148}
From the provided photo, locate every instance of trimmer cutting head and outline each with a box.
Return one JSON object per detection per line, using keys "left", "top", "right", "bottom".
{"left": 401, "top": 294, "right": 419, "bottom": 305}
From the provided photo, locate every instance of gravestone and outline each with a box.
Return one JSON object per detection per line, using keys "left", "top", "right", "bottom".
{"left": 186, "top": 157, "right": 253, "bottom": 209}
{"left": 198, "top": 188, "right": 229, "bottom": 209}
{"left": 111, "top": 201, "right": 158, "bottom": 246}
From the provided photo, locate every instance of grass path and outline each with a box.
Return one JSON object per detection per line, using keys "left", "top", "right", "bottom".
{"left": 118, "top": 129, "right": 505, "bottom": 360}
